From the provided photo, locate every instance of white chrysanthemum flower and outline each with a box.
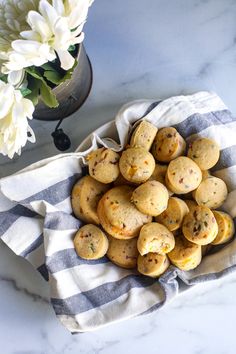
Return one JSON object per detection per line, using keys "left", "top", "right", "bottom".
{"left": 0, "top": 0, "right": 40, "bottom": 84}
{"left": 0, "top": 0, "right": 39, "bottom": 53}
{"left": 3, "top": 0, "right": 92, "bottom": 73}
{"left": 0, "top": 80, "right": 35, "bottom": 158}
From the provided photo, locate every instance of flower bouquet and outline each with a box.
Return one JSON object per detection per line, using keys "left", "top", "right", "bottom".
{"left": 0, "top": 0, "right": 93, "bottom": 158}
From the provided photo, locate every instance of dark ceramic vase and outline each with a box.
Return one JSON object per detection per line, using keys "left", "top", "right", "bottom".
{"left": 33, "top": 44, "right": 93, "bottom": 121}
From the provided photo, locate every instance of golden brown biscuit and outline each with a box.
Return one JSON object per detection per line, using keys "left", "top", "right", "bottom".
{"left": 71, "top": 177, "right": 87, "bottom": 221}
{"left": 211, "top": 211, "right": 235, "bottom": 245}
{"left": 193, "top": 176, "right": 228, "bottom": 209}
{"left": 131, "top": 181, "right": 169, "bottom": 216}
{"left": 74, "top": 224, "right": 109, "bottom": 260}
{"left": 97, "top": 186, "right": 152, "bottom": 239}
{"left": 188, "top": 138, "right": 220, "bottom": 170}
{"left": 137, "top": 222, "right": 175, "bottom": 255}
{"left": 182, "top": 205, "right": 218, "bottom": 245}
{"left": 156, "top": 197, "right": 189, "bottom": 231}
{"left": 137, "top": 253, "right": 170, "bottom": 277}
{"left": 87, "top": 148, "right": 120, "bottom": 183}
{"left": 72, "top": 176, "right": 109, "bottom": 224}
{"left": 166, "top": 156, "right": 202, "bottom": 194}
{"left": 168, "top": 235, "right": 202, "bottom": 270}
{"left": 130, "top": 120, "right": 158, "bottom": 151}
{"left": 119, "top": 147, "right": 155, "bottom": 183}
{"left": 151, "top": 127, "right": 186, "bottom": 162}
{"left": 79, "top": 176, "right": 109, "bottom": 224}
{"left": 107, "top": 237, "right": 139, "bottom": 269}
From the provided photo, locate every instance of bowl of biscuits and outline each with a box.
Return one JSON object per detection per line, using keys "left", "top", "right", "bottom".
{"left": 71, "top": 120, "right": 234, "bottom": 278}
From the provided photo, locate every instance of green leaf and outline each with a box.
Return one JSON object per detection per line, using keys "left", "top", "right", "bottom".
{"left": 68, "top": 45, "right": 76, "bottom": 52}
{"left": 40, "top": 80, "right": 58, "bottom": 108}
{"left": 42, "top": 58, "right": 78, "bottom": 86}
{"left": 26, "top": 67, "right": 59, "bottom": 108}
{"left": 20, "top": 87, "right": 32, "bottom": 97}
{"left": 0, "top": 74, "right": 8, "bottom": 83}
{"left": 43, "top": 69, "right": 62, "bottom": 85}
{"left": 25, "top": 79, "right": 41, "bottom": 106}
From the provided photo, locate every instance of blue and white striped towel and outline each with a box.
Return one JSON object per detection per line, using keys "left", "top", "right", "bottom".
{"left": 0, "top": 91, "right": 236, "bottom": 333}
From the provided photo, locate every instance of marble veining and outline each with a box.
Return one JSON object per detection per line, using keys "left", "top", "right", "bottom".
{"left": 1, "top": 0, "right": 236, "bottom": 353}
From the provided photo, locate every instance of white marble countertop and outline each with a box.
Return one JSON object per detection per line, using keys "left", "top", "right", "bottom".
{"left": 1, "top": 0, "right": 236, "bottom": 353}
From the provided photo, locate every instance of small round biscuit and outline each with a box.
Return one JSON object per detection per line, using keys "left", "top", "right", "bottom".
{"left": 187, "top": 138, "right": 220, "bottom": 170}
{"left": 137, "top": 222, "right": 175, "bottom": 256}
{"left": 74, "top": 224, "right": 109, "bottom": 260}
{"left": 137, "top": 253, "right": 170, "bottom": 278}
{"left": 211, "top": 211, "right": 235, "bottom": 245}
{"left": 97, "top": 186, "right": 152, "bottom": 239}
{"left": 107, "top": 237, "right": 139, "bottom": 269}
{"left": 119, "top": 147, "right": 155, "bottom": 183}
{"left": 156, "top": 197, "right": 189, "bottom": 231}
{"left": 166, "top": 156, "right": 202, "bottom": 194}
{"left": 79, "top": 176, "right": 109, "bottom": 224}
{"left": 182, "top": 205, "right": 218, "bottom": 245}
{"left": 151, "top": 127, "right": 186, "bottom": 162}
{"left": 130, "top": 120, "right": 158, "bottom": 151}
{"left": 131, "top": 181, "right": 169, "bottom": 216}
{"left": 193, "top": 176, "right": 228, "bottom": 209}
{"left": 184, "top": 199, "right": 198, "bottom": 212}
{"left": 168, "top": 235, "right": 202, "bottom": 271}
{"left": 72, "top": 176, "right": 109, "bottom": 224}
{"left": 71, "top": 177, "right": 87, "bottom": 221}
{"left": 87, "top": 148, "right": 120, "bottom": 183}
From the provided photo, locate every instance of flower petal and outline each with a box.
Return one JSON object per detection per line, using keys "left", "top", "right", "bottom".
{"left": 27, "top": 10, "right": 52, "bottom": 40}
{"left": 7, "top": 69, "right": 25, "bottom": 87}
{"left": 52, "top": 0, "right": 65, "bottom": 16}
{"left": 56, "top": 49, "right": 75, "bottom": 70}
{"left": 0, "top": 82, "right": 14, "bottom": 119}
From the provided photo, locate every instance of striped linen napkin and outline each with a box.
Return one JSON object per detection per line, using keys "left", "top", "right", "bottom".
{"left": 0, "top": 91, "right": 236, "bottom": 333}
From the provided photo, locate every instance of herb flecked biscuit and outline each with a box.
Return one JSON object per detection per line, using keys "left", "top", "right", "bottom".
{"left": 87, "top": 147, "right": 120, "bottom": 183}
{"left": 72, "top": 176, "right": 109, "bottom": 224}
{"left": 187, "top": 138, "right": 220, "bottom": 170}
{"left": 130, "top": 120, "right": 158, "bottom": 151}
{"left": 156, "top": 197, "right": 189, "bottom": 231}
{"left": 166, "top": 156, "right": 202, "bottom": 194}
{"left": 137, "top": 253, "right": 170, "bottom": 277}
{"left": 211, "top": 211, "right": 235, "bottom": 245}
{"left": 182, "top": 205, "right": 218, "bottom": 245}
{"left": 137, "top": 222, "right": 175, "bottom": 256}
{"left": 74, "top": 224, "right": 109, "bottom": 260}
{"left": 193, "top": 176, "right": 228, "bottom": 209}
{"left": 119, "top": 147, "right": 155, "bottom": 183}
{"left": 79, "top": 176, "right": 109, "bottom": 224}
{"left": 168, "top": 235, "right": 202, "bottom": 271}
{"left": 131, "top": 181, "right": 169, "bottom": 216}
{"left": 107, "top": 237, "right": 139, "bottom": 269}
{"left": 97, "top": 186, "right": 152, "bottom": 239}
{"left": 71, "top": 177, "right": 87, "bottom": 221}
{"left": 151, "top": 127, "right": 186, "bottom": 162}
